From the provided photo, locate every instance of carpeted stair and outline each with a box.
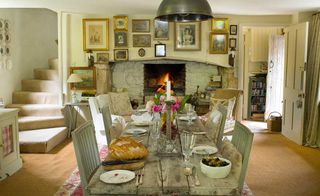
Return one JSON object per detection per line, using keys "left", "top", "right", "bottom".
{"left": 6, "top": 58, "right": 68, "bottom": 153}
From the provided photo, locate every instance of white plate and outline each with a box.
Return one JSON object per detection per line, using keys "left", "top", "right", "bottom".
{"left": 124, "top": 128, "right": 147, "bottom": 135}
{"left": 137, "top": 108, "right": 147, "bottom": 112}
{"left": 131, "top": 121, "right": 151, "bottom": 126}
{"left": 179, "top": 116, "right": 197, "bottom": 121}
{"left": 192, "top": 145, "right": 218, "bottom": 155}
{"left": 100, "top": 170, "right": 135, "bottom": 184}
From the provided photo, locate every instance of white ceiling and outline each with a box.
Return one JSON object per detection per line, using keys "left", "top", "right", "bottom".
{"left": 0, "top": 0, "right": 319, "bottom": 15}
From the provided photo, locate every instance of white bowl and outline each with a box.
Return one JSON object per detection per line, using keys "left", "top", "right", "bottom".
{"left": 200, "top": 157, "right": 232, "bottom": 178}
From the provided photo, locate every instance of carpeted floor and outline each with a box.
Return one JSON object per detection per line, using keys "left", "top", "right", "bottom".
{"left": 0, "top": 122, "right": 320, "bottom": 196}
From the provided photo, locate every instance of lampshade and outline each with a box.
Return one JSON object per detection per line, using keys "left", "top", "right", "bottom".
{"left": 67, "top": 74, "right": 83, "bottom": 83}
{"left": 155, "top": 0, "right": 213, "bottom": 22}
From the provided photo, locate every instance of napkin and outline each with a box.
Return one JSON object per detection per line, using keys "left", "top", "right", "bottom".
{"left": 131, "top": 112, "right": 153, "bottom": 122}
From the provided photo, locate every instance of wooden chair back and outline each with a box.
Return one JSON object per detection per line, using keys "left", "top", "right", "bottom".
{"left": 231, "top": 121, "right": 254, "bottom": 192}
{"left": 72, "top": 121, "right": 100, "bottom": 196}
{"left": 215, "top": 104, "right": 227, "bottom": 147}
{"left": 101, "top": 105, "right": 113, "bottom": 146}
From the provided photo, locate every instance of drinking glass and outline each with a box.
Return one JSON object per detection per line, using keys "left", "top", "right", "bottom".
{"left": 180, "top": 132, "right": 196, "bottom": 167}
{"left": 149, "top": 121, "right": 160, "bottom": 152}
{"left": 186, "top": 104, "right": 195, "bottom": 125}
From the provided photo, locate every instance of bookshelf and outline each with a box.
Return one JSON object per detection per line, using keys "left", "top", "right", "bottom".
{"left": 248, "top": 75, "right": 266, "bottom": 121}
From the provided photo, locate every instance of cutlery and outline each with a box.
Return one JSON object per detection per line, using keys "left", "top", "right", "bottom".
{"left": 192, "top": 167, "right": 201, "bottom": 186}
{"left": 183, "top": 167, "right": 194, "bottom": 187}
{"left": 139, "top": 167, "right": 145, "bottom": 185}
{"left": 135, "top": 169, "right": 141, "bottom": 187}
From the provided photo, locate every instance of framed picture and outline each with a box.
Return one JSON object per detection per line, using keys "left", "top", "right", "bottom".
{"left": 82, "top": 18, "right": 109, "bottom": 51}
{"left": 174, "top": 22, "right": 201, "bottom": 51}
{"left": 69, "top": 67, "right": 96, "bottom": 90}
{"left": 114, "top": 31, "right": 128, "bottom": 47}
{"left": 154, "top": 20, "right": 169, "bottom": 40}
{"left": 155, "top": 44, "right": 166, "bottom": 57}
{"left": 113, "top": 16, "right": 128, "bottom": 31}
{"left": 114, "top": 49, "right": 128, "bottom": 61}
{"left": 96, "top": 53, "right": 109, "bottom": 63}
{"left": 133, "top": 34, "right": 151, "bottom": 47}
{"left": 209, "top": 32, "right": 228, "bottom": 54}
{"left": 211, "top": 18, "right": 229, "bottom": 32}
{"left": 229, "top": 38, "right": 237, "bottom": 49}
{"left": 132, "top": 19, "right": 150, "bottom": 32}
{"left": 230, "top": 25, "right": 237, "bottom": 35}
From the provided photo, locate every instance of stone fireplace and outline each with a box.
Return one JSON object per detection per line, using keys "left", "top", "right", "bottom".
{"left": 144, "top": 63, "right": 186, "bottom": 96}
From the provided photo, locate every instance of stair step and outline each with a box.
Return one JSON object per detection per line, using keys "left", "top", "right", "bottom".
{"left": 12, "top": 91, "right": 59, "bottom": 104}
{"left": 6, "top": 104, "right": 63, "bottom": 116}
{"left": 19, "top": 127, "right": 68, "bottom": 153}
{"left": 48, "top": 58, "right": 58, "bottom": 70}
{"left": 18, "top": 116, "right": 65, "bottom": 131}
{"left": 34, "top": 68, "right": 58, "bottom": 80}
{"left": 21, "top": 79, "right": 59, "bottom": 92}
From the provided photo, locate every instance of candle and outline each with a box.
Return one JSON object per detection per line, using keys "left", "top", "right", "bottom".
{"left": 166, "top": 80, "right": 171, "bottom": 100}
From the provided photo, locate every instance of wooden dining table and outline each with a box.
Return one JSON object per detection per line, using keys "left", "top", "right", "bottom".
{"left": 87, "top": 115, "right": 239, "bottom": 195}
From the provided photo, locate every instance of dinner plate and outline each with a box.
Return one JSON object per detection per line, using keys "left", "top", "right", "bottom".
{"left": 124, "top": 128, "right": 147, "bottom": 135}
{"left": 179, "top": 116, "right": 197, "bottom": 121}
{"left": 100, "top": 170, "right": 135, "bottom": 184}
{"left": 131, "top": 121, "right": 151, "bottom": 126}
{"left": 192, "top": 145, "right": 218, "bottom": 155}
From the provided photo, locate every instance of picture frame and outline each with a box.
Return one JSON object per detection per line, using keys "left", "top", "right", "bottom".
{"left": 132, "top": 19, "right": 150, "bottom": 32}
{"left": 154, "top": 20, "right": 169, "bottom": 40}
{"left": 114, "top": 49, "right": 128, "bottom": 61}
{"left": 83, "top": 18, "right": 109, "bottom": 51}
{"left": 155, "top": 44, "right": 166, "bottom": 57}
{"left": 230, "top": 25, "right": 237, "bottom": 35}
{"left": 96, "top": 53, "right": 109, "bottom": 63}
{"left": 132, "top": 34, "right": 151, "bottom": 47}
{"left": 211, "top": 18, "right": 229, "bottom": 32}
{"left": 114, "top": 31, "right": 128, "bottom": 47}
{"left": 113, "top": 16, "right": 128, "bottom": 31}
{"left": 69, "top": 67, "right": 96, "bottom": 90}
{"left": 229, "top": 38, "right": 237, "bottom": 49}
{"left": 174, "top": 22, "right": 201, "bottom": 51}
{"left": 209, "top": 32, "right": 229, "bottom": 54}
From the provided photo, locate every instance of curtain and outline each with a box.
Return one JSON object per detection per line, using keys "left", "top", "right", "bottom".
{"left": 305, "top": 13, "right": 320, "bottom": 147}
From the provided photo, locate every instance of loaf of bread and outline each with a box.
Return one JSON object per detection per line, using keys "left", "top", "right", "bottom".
{"left": 107, "top": 137, "right": 148, "bottom": 160}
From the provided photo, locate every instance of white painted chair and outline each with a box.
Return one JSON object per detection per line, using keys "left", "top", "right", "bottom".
{"left": 72, "top": 121, "right": 100, "bottom": 196}
{"left": 101, "top": 105, "right": 113, "bottom": 146}
{"left": 231, "top": 121, "right": 254, "bottom": 192}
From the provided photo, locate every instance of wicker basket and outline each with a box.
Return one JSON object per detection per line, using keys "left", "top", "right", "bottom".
{"left": 267, "top": 112, "right": 282, "bottom": 132}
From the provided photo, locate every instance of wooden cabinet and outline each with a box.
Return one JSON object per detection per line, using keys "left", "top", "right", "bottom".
{"left": 0, "top": 109, "right": 22, "bottom": 181}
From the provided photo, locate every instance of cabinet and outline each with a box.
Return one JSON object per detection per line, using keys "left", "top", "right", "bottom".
{"left": 248, "top": 75, "right": 266, "bottom": 121}
{"left": 0, "top": 109, "right": 22, "bottom": 181}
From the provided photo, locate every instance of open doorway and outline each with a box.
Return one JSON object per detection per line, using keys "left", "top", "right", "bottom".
{"left": 241, "top": 26, "right": 285, "bottom": 124}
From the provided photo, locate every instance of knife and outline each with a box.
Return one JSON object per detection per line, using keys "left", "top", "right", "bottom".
{"left": 102, "top": 159, "right": 141, "bottom": 165}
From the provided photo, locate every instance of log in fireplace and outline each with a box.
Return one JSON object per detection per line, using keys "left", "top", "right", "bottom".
{"left": 144, "top": 63, "right": 186, "bottom": 96}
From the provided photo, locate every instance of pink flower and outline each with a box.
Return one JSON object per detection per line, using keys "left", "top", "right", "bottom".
{"left": 159, "top": 95, "right": 166, "bottom": 103}
{"left": 152, "top": 105, "right": 163, "bottom": 113}
{"left": 172, "top": 101, "right": 180, "bottom": 112}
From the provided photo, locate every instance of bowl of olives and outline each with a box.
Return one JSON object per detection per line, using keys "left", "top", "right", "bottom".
{"left": 200, "top": 156, "right": 231, "bottom": 178}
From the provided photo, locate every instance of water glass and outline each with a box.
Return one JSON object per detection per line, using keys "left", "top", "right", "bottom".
{"left": 180, "top": 132, "right": 196, "bottom": 167}
{"left": 149, "top": 121, "right": 160, "bottom": 152}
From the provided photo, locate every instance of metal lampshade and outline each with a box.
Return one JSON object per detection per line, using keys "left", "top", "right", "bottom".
{"left": 155, "top": 0, "right": 213, "bottom": 22}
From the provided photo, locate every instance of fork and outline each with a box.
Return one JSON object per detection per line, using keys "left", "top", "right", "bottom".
{"left": 139, "top": 167, "right": 145, "bottom": 185}
{"left": 135, "top": 169, "right": 141, "bottom": 186}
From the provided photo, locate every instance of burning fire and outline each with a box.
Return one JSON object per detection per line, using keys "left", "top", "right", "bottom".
{"left": 156, "top": 73, "right": 174, "bottom": 94}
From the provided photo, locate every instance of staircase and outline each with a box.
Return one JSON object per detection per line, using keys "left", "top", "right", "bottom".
{"left": 7, "top": 58, "right": 68, "bottom": 153}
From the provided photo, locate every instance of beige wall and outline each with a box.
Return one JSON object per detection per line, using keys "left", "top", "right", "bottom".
{"left": 0, "top": 9, "right": 58, "bottom": 105}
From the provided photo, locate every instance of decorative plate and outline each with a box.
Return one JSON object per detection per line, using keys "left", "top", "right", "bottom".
{"left": 138, "top": 48, "right": 145, "bottom": 57}
{"left": 100, "top": 170, "right": 135, "bottom": 184}
{"left": 124, "top": 128, "right": 147, "bottom": 135}
{"left": 192, "top": 145, "right": 218, "bottom": 155}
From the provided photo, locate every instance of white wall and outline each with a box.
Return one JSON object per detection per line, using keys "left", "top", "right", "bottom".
{"left": 0, "top": 8, "right": 58, "bottom": 105}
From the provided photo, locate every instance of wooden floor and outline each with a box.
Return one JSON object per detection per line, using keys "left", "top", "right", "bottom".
{"left": 0, "top": 122, "right": 320, "bottom": 196}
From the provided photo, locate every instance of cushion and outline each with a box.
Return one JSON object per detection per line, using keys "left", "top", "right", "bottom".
{"left": 210, "top": 97, "right": 236, "bottom": 120}
{"left": 96, "top": 94, "right": 114, "bottom": 114}
{"left": 204, "top": 110, "right": 222, "bottom": 143}
{"left": 220, "top": 139, "right": 242, "bottom": 181}
{"left": 108, "top": 92, "right": 133, "bottom": 116}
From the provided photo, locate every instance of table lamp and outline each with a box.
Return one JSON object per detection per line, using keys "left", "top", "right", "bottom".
{"left": 67, "top": 74, "right": 83, "bottom": 103}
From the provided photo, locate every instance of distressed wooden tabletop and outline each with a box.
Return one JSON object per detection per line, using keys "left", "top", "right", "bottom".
{"left": 88, "top": 116, "right": 239, "bottom": 195}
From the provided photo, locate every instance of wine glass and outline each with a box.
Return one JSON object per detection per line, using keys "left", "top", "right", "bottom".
{"left": 186, "top": 104, "right": 195, "bottom": 125}
{"left": 180, "top": 131, "right": 196, "bottom": 167}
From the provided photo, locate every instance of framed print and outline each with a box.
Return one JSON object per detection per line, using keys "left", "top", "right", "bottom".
{"left": 113, "top": 16, "right": 128, "bottom": 31}
{"left": 230, "top": 25, "right": 237, "bottom": 35}
{"left": 83, "top": 18, "right": 109, "bottom": 51}
{"left": 229, "top": 38, "right": 237, "bottom": 49}
{"left": 132, "top": 19, "right": 150, "bottom": 32}
{"left": 133, "top": 34, "right": 151, "bottom": 47}
{"left": 114, "top": 31, "right": 128, "bottom": 47}
{"left": 69, "top": 67, "right": 96, "bottom": 90}
{"left": 209, "top": 32, "right": 228, "bottom": 54}
{"left": 96, "top": 53, "right": 109, "bottom": 63}
{"left": 211, "top": 18, "right": 229, "bottom": 32}
{"left": 155, "top": 44, "right": 166, "bottom": 57}
{"left": 114, "top": 49, "right": 128, "bottom": 61}
{"left": 174, "top": 22, "right": 201, "bottom": 51}
{"left": 154, "top": 20, "right": 169, "bottom": 40}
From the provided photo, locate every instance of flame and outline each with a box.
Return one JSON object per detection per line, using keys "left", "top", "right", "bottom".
{"left": 156, "top": 73, "right": 174, "bottom": 94}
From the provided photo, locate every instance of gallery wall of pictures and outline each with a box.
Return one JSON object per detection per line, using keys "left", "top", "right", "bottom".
{"left": 79, "top": 15, "right": 239, "bottom": 65}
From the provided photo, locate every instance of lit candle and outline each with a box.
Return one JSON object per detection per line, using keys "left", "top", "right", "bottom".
{"left": 166, "top": 80, "right": 171, "bottom": 100}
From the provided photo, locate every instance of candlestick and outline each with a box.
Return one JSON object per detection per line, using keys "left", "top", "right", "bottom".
{"left": 166, "top": 80, "right": 171, "bottom": 100}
